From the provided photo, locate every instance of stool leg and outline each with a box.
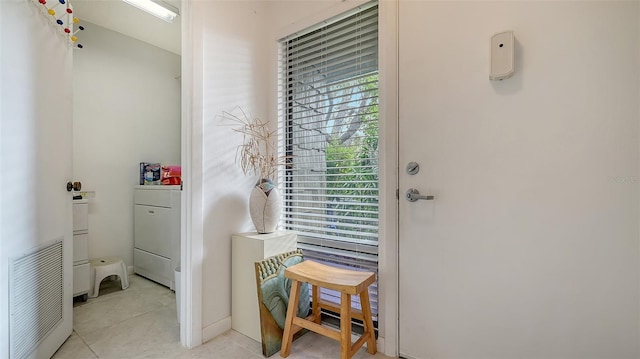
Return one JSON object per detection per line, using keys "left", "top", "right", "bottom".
{"left": 359, "top": 289, "right": 377, "bottom": 354}
{"left": 92, "top": 275, "right": 104, "bottom": 298}
{"left": 280, "top": 279, "right": 301, "bottom": 358}
{"left": 312, "top": 285, "right": 321, "bottom": 323}
{"left": 340, "top": 292, "right": 352, "bottom": 359}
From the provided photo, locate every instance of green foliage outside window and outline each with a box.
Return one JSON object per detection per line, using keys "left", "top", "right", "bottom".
{"left": 324, "top": 73, "right": 379, "bottom": 240}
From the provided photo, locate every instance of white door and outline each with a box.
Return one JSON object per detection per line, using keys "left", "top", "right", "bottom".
{"left": 1, "top": 1, "right": 74, "bottom": 358}
{"left": 398, "top": 2, "right": 639, "bottom": 358}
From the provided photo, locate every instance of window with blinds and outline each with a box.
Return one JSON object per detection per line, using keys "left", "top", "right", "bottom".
{"left": 278, "top": 2, "right": 379, "bottom": 324}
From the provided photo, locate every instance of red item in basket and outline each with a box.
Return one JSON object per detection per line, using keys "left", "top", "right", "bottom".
{"left": 161, "top": 165, "right": 181, "bottom": 185}
{"left": 162, "top": 165, "right": 181, "bottom": 178}
{"left": 161, "top": 177, "right": 181, "bottom": 185}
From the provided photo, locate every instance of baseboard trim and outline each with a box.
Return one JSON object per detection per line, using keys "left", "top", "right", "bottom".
{"left": 377, "top": 336, "right": 385, "bottom": 354}
{"left": 202, "top": 316, "right": 232, "bottom": 343}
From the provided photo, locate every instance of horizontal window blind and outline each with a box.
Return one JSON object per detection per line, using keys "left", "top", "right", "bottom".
{"left": 278, "top": 2, "right": 379, "bottom": 323}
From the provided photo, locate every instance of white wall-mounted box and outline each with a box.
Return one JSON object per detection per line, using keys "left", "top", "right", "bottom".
{"left": 490, "top": 31, "right": 515, "bottom": 80}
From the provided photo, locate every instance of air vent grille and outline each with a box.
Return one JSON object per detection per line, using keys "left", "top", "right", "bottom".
{"left": 10, "top": 240, "right": 63, "bottom": 359}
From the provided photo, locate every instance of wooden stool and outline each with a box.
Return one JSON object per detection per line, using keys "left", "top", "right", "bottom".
{"left": 280, "top": 260, "right": 376, "bottom": 359}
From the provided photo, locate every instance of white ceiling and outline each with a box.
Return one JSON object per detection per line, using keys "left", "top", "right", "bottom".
{"left": 72, "top": 0, "right": 181, "bottom": 55}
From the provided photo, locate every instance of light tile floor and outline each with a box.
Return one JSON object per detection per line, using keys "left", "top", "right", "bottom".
{"left": 53, "top": 275, "right": 394, "bottom": 359}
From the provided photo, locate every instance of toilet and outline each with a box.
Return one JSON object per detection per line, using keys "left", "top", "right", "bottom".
{"left": 89, "top": 257, "right": 129, "bottom": 298}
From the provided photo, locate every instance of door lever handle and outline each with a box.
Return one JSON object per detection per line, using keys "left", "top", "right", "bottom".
{"left": 406, "top": 188, "right": 434, "bottom": 202}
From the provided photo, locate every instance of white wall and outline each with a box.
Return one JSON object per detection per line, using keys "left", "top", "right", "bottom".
{"left": 188, "top": 0, "right": 396, "bottom": 344}
{"left": 188, "top": 0, "right": 269, "bottom": 339}
{"left": 188, "top": 0, "right": 397, "bottom": 350}
{"left": 74, "top": 22, "right": 181, "bottom": 267}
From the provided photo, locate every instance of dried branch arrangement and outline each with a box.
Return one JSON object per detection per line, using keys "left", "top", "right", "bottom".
{"left": 221, "top": 108, "right": 286, "bottom": 182}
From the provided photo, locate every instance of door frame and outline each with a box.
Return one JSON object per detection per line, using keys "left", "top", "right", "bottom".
{"left": 378, "top": 0, "right": 400, "bottom": 357}
{"left": 180, "top": 0, "right": 203, "bottom": 348}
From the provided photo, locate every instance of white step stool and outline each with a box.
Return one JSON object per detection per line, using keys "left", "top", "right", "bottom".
{"left": 89, "top": 257, "right": 129, "bottom": 298}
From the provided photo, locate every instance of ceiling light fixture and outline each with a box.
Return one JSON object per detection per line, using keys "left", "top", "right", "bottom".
{"left": 122, "top": 0, "right": 179, "bottom": 23}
